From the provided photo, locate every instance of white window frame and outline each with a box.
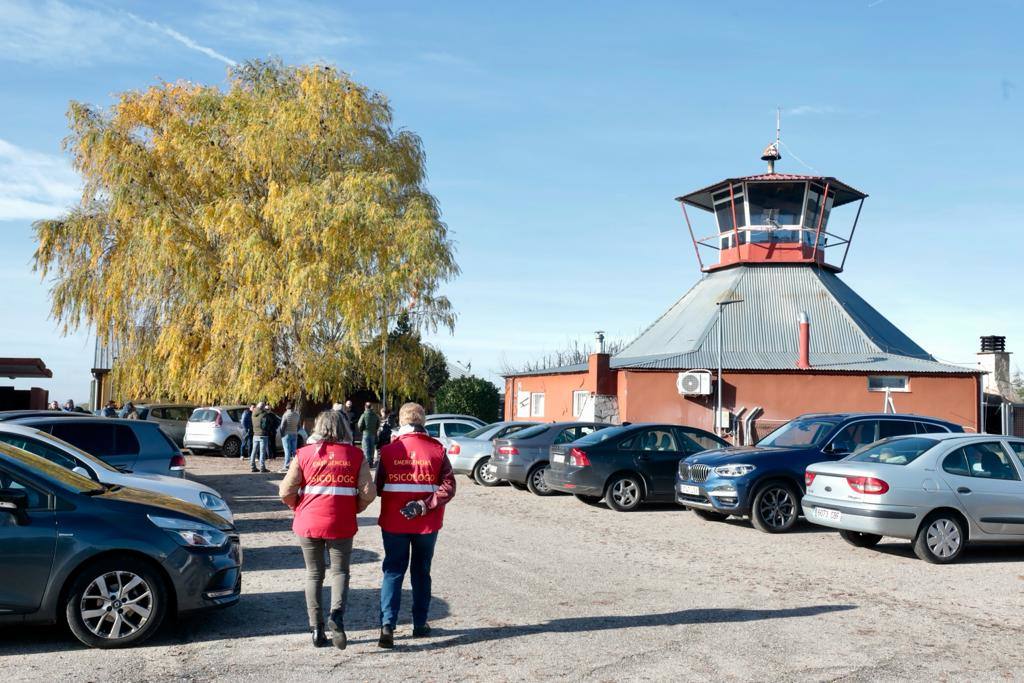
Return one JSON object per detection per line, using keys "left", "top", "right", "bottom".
{"left": 516, "top": 391, "right": 532, "bottom": 418}
{"left": 530, "top": 392, "right": 545, "bottom": 417}
{"left": 867, "top": 376, "right": 910, "bottom": 393}
{"left": 572, "top": 390, "right": 590, "bottom": 417}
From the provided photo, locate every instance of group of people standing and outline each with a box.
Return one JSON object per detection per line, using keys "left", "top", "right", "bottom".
{"left": 278, "top": 402, "right": 456, "bottom": 650}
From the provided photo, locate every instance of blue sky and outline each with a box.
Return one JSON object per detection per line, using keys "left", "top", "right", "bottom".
{"left": 1, "top": 0, "right": 1022, "bottom": 403}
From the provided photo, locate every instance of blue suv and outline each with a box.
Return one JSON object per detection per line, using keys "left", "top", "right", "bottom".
{"left": 675, "top": 413, "right": 963, "bottom": 533}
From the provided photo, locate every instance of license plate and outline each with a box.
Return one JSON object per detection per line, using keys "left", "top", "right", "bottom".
{"left": 553, "top": 453, "right": 565, "bottom": 463}
{"left": 678, "top": 484, "right": 700, "bottom": 496}
{"left": 814, "top": 507, "right": 842, "bottom": 523}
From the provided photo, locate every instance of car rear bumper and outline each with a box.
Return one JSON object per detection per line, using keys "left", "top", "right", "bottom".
{"left": 801, "top": 494, "right": 920, "bottom": 538}
{"left": 545, "top": 468, "right": 604, "bottom": 497}
{"left": 451, "top": 452, "right": 482, "bottom": 475}
{"left": 184, "top": 439, "right": 224, "bottom": 451}
{"left": 491, "top": 461, "right": 527, "bottom": 483}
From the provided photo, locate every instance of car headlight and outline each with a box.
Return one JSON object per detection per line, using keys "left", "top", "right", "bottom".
{"left": 199, "top": 492, "right": 228, "bottom": 510}
{"left": 148, "top": 514, "right": 228, "bottom": 548}
{"left": 713, "top": 464, "right": 756, "bottom": 477}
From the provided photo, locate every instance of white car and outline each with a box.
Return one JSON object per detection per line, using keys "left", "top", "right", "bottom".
{"left": 424, "top": 413, "right": 487, "bottom": 449}
{"left": 0, "top": 423, "right": 234, "bottom": 522}
{"left": 185, "top": 405, "right": 306, "bottom": 458}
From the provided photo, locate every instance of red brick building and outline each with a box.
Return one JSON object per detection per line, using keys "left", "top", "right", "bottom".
{"left": 503, "top": 149, "right": 983, "bottom": 441}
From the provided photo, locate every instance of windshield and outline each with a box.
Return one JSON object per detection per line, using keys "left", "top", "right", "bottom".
{"left": 573, "top": 425, "right": 633, "bottom": 447}
{"left": 0, "top": 441, "right": 105, "bottom": 494}
{"left": 757, "top": 419, "right": 838, "bottom": 448}
{"left": 507, "top": 425, "right": 550, "bottom": 440}
{"left": 848, "top": 437, "right": 938, "bottom": 466}
{"left": 464, "top": 423, "right": 499, "bottom": 439}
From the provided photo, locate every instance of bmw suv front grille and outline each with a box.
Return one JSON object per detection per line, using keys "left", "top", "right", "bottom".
{"left": 680, "top": 463, "right": 711, "bottom": 483}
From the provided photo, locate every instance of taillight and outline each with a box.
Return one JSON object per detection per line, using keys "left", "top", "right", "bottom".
{"left": 805, "top": 472, "right": 816, "bottom": 487}
{"left": 569, "top": 448, "right": 591, "bottom": 467}
{"left": 498, "top": 446, "right": 519, "bottom": 456}
{"left": 214, "top": 411, "right": 222, "bottom": 427}
{"left": 847, "top": 476, "right": 888, "bottom": 495}
{"left": 448, "top": 443, "right": 461, "bottom": 455}
{"left": 170, "top": 454, "right": 187, "bottom": 471}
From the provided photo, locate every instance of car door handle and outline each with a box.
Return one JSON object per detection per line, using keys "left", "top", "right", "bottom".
{"left": 637, "top": 454, "right": 650, "bottom": 461}
{"left": 957, "top": 486, "right": 972, "bottom": 494}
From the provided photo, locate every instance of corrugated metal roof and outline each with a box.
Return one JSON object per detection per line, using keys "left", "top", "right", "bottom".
{"left": 611, "top": 264, "right": 978, "bottom": 375}
{"left": 503, "top": 362, "right": 589, "bottom": 378}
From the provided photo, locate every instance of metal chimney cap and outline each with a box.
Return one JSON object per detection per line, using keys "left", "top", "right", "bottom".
{"left": 798, "top": 311, "right": 809, "bottom": 324}
{"left": 760, "top": 142, "right": 781, "bottom": 162}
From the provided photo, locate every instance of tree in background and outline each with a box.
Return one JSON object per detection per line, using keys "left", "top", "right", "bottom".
{"left": 500, "top": 338, "right": 626, "bottom": 375}
{"left": 422, "top": 345, "right": 450, "bottom": 408}
{"left": 436, "top": 376, "right": 499, "bottom": 423}
{"left": 33, "top": 60, "right": 457, "bottom": 404}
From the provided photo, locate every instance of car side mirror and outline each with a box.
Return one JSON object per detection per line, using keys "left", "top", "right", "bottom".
{"left": 825, "top": 443, "right": 850, "bottom": 456}
{"left": 0, "top": 488, "right": 29, "bottom": 525}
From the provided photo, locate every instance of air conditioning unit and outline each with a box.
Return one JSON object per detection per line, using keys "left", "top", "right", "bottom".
{"left": 677, "top": 370, "right": 712, "bottom": 396}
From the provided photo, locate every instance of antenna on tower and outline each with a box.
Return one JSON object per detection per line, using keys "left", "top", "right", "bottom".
{"left": 760, "top": 106, "right": 782, "bottom": 173}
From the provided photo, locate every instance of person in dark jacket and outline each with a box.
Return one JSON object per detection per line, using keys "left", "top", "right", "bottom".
{"left": 240, "top": 404, "right": 254, "bottom": 461}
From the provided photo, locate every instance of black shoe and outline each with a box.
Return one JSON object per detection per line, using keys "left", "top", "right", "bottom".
{"left": 311, "top": 625, "right": 329, "bottom": 648}
{"left": 250, "top": 467, "right": 258, "bottom": 473}
{"left": 260, "top": 467, "right": 270, "bottom": 473}
{"left": 328, "top": 612, "right": 347, "bottom": 650}
{"left": 378, "top": 625, "right": 394, "bottom": 649}
{"left": 412, "top": 623, "right": 432, "bottom": 638}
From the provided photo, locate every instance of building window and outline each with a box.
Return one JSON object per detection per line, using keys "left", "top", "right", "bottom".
{"left": 516, "top": 391, "right": 531, "bottom": 417}
{"left": 572, "top": 390, "right": 590, "bottom": 416}
{"left": 747, "top": 182, "right": 807, "bottom": 226}
{"left": 712, "top": 187, "right": 746, "bottom": 233}
{"left": 868, "top": 376, "right": 910, "bottom": 392}
{"left": 530, "top": 392, "right": 545, "bottom": 417}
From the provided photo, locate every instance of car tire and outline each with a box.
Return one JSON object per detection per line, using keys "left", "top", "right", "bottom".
{"left": 525, "top": 464, "right": 555, "bottom": 496}
{"left": 472, "top": 457, "right": 500, "bottom": 487}
{"left": 574, "top": 494, "right": 604, "bottom": 506}
{"left": 750, "top": 482, "right": 799, "bottom": 533}
{"left": 605, "top": 474, "right": 643, "bottom": 512}
{"left": 221, "top": 436, "right": 241, "bottom": 459}
{"left": 693, "top": 509, "right": 729, "bottom": 522}
{"left": 65, "top": 557, "right": 168, "bottom": 649}
{"left": 508, "top": 481, "right": 528, "bottom": 491}
{"left": 838, "top": 529, "right": 883, "bottom": 548}
{"left": 913, "top": 512, "right": 965, "bottom": 564}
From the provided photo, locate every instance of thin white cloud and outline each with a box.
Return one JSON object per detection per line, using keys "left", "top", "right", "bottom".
{"left": 125, "top": 12, "right": 237, "bottom": 66}
{"left": 0, "top": 139, "right": 80, "bottom": 221}
{"left": 786, "top": 105, "right": 841, "bottom": 116}
{"left": 0, "top": 0, "right": 142, "bottom": 65}
{"left": 196, "top": 0, "right": 359, "bottom": 57}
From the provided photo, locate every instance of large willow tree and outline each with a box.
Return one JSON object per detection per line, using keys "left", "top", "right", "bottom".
{"left": 34, "top": 60, "right": 457, "bottom": 403}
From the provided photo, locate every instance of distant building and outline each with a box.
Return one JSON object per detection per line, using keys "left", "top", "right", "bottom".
{"left": 503, "top": 146, "right": 984, "bottom": 440}
{"left": 0, "top": 357, "right": 52, "bottom": 409}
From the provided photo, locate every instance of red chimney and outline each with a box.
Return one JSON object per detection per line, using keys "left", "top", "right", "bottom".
{"left": 797, "top": 311, "right": 811, "bottom": 369}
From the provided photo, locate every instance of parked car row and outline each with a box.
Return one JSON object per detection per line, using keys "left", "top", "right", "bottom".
{"left": 455, "top": 411, "right": 1024, "bottom": 564}
{"left": 0, "top": 411, "right": 240, "bottom": 648}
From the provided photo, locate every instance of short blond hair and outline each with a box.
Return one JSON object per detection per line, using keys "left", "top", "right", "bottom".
{"left": 398, "top": 402, "right": 426, "bottom": 427}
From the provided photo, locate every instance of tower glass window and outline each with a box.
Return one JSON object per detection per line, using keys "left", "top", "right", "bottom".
{"left": 712, "top": 187, "right": 746, "bottom": 233}
{"left": 747, "top": 182, "right": 807, "bottom": 234}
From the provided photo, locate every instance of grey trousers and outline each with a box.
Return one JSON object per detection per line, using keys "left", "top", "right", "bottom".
{"left": 297, "top": 536, "right": 354, "bottom": 628}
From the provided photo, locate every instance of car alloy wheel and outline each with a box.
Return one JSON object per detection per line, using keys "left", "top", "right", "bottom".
{"left": 80, "top": 570, "right": 154, "bottom": 640}
{"left": 526, "top": 465, "right": 554, "bottom": 496}
{"left": 752, "top": 484, "right": 798, "bottom": 532}
{"left": 607, "top": 476, "right": 641, "bottom": 511}
{"left": 222, "top": 436, "right": 241, "bottom": 458}
{"left": 473, "top": 457, "right": 500, "bottom": 487}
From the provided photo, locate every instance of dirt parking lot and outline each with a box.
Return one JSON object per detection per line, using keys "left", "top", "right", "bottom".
{"left": 3, "top": 454, "right": 1024, "bottom": 681}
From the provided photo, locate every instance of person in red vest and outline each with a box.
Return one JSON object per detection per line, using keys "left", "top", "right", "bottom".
{"left": 280, "top": 410, "right": 375, "bottom": 649}
{"left": 375, "top": 402, "right": 456, "bottom": 648}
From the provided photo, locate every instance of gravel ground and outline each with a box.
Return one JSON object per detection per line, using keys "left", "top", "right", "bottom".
{"left": 4, "top": 453, "right": 1024, "bottom": 681}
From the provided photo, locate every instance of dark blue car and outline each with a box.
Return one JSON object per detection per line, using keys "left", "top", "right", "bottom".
{"left": 675, "top": 413, "right": 963, "bottom": 533}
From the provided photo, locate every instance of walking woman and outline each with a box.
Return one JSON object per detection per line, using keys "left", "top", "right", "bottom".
{"left": 279, "top": 410, "right": 375, "bottom": 649}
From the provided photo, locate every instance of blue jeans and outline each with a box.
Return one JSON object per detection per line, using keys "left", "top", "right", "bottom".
{"left": 361, "top": 434, "right": 375, "bottom": 466}
{"left": 250, "top": 436, "right": 270, "bottom": 469}
{"left": 282, "top": 433, "right": 298, "bottom": 468}
{"left": 241, "top": 433, "right": 252, "bottom": 460}
{"left": 380, "top": 530, "right": 438, "bottom": 628}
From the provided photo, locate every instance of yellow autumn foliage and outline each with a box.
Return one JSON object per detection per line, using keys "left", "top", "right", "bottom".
{"left": 33, "top": 60, "right": 458, "bottom": 404}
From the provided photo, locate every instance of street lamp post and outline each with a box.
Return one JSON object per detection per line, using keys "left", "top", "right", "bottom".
{"left": 715, "top": 299, "right": 744, "bottom": 437}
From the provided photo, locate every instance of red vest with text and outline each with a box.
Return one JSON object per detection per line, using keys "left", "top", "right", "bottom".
{"left": 292, "top": 441, "right": 364, "bottom": 540}
{"left": 378, "top": 432, "right": 446, "bottom": 534}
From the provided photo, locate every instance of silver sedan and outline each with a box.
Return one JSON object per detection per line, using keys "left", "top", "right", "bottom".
{"left": 803, "top": 433, "right": 1024, "bottom": 563}
{"left": 448, "top": 421, "right": 539, "bottom": 486}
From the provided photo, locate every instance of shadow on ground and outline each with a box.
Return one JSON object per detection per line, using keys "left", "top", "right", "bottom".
{"left": 0, "top": 588, "right": 449, "bottom": 654}
{"left": 395, "top": 604, "right": 857, "bottom": 652}
{"left": 869, "top": 541, "right": 1024, "bottom": 564}
{"left": 243, "top": 545, "right": 380, "bottom": 572}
